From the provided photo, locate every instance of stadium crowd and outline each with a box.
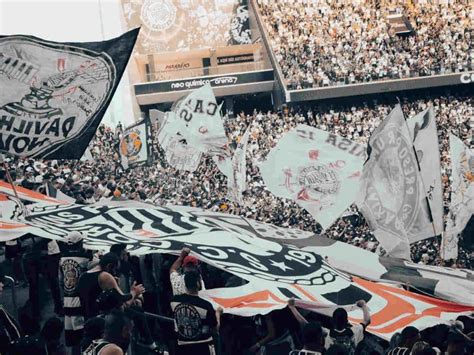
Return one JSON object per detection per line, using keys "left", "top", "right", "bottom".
{"left": 1, "top": 91, "right": 472, "bottom": 266}
{"left": 257, "top": 0, "right": 473, "bottom": 88}
{"left": 0, "top": 90, "right": 472, "bottom": 354}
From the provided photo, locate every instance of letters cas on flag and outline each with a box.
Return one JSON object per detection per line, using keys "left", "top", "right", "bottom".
{"left": 120, "top": 117, "right": 152, "bottom": 169}
{"left": 407, "top": 107, "right": 444, "bottom": 238}
{"left": 260, "top": 124, "right": 366, "bottom": 229}
{"left": 172, "top": 84, "right": 227, "bottom": 153}
{"left": 356, "top": 105, "right": 433, "bottom": 259}
{"left": 441, "top": 135, "right": 474, "bottom": 260}
{"left": 0, "top": 29, "right": 139, "bottom": 159}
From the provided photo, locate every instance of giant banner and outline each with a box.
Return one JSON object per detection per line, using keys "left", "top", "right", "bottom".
{"left": 0, "top": 29, "right": 139, "bottom": 159}
{"left": 1, "top": 196, "right": 472, "bottom": 340}
{"left": 260, "top": 125, "right": 366, "bottom": 229}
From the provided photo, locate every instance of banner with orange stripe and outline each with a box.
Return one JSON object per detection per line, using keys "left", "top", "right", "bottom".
{"left": 1, "top": 196, "right": 472, "bottom": 340}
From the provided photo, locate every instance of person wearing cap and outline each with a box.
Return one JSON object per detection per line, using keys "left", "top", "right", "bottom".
{"left": 169, "top": 247, "right": 206, "bottom": 296}
{"left": 59, "top": 232, "right": 93, "bottom": 355}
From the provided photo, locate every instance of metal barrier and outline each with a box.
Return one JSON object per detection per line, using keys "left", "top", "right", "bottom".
{"left": 3, "top": 276, "right": 18, "bottom": 319}
{"left": 144, "top": 311, "right": 174, "bottom": 324}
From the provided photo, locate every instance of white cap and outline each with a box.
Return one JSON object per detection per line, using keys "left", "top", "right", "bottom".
{"left": 64, "top": 231, "right": 84, "bottom": 245}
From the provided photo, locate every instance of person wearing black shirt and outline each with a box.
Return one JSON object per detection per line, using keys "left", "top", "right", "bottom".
{"left": 77, "top": 252, "right": 145, "bottom": 320}
{"left": 22, "top": 234, "right": 63, "bottom": 320}
{"left": 170, "top": 271, "right": 222, "bottom": 355}
{"left": 0, "top": 264, "right": 21, "bottom": 355}
{"left": 83, "top": 310, "right": 133, "bottom": 355}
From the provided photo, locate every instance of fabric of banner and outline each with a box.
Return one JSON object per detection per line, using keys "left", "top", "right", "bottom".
{"left": 0, "top": 180, "right": 69, "bottom": 205}
{"left": 119, "top": 118, "right": 151, "bottom": 169}
{"left": 45, "top": 182, "right": 75, "bottom": 204}
{"left": 0, "top": 29, "right": 139, "bottom": 159}
{"left": 407, "top": 107, "right": 444, "bottom": 238}
{"left": 356, "top": 105, "right": 433, "bottom": 259}
{"left": 260, "top": 124, "right": 366, "bottom": 229}
{"left": 1, "top": 197, "right": 472, "bottom": 341}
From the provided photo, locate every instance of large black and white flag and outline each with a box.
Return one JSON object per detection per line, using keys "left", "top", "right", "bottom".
{"left": 119, "top": 117, "right": 152, "bottom": 169}
{"left": 0, "top": 28, "right": 139, "bottom": 159}
{"left": 407, "top": 107, "right": 444, "bottom": 238}
{"left": 356, "top": 105, "right": 433, "bottom": 259}
{"left": 1, "top": 196, "right": 473, "bottom": 340}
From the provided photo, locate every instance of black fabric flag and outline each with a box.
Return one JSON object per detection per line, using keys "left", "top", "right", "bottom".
{"left": 0, "top": 28, "right": 139, "bottom": 159}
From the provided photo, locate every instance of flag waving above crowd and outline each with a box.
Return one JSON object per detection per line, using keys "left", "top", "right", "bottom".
{"left": 157, "top": 112, "right": 203, "bottom": 172}
{"left": 407, "top": 107, "right": 444, "bottom": 238}
{"left": 171, "top": 84, "right": 227, "bottom": 154}
{"left": 213, "top": 127, "right": 250, "bottom": 204}
{"left": 260, "top": 124, "right": 366, "bottom": 229}
{"left": 0, "top": 29, "right": 139, "bottom": 159}
{"left": 441, "top": 135, "right": 474, "bottom": 260}
{"left": 119, "top": 117, "right": 151, "bottom": 169}
{"left": 356, "top": 105, "right": 434, "bottom": 259}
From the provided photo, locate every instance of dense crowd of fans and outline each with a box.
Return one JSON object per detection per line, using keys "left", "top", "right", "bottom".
{"left": 1, "top": 91, "right": 472, "bottom": 267}
{"left": 257, "top": 0, "right": 473, "bottom": 88}
{"left": 0, "top": 89, "right": 472, "bottom": 354}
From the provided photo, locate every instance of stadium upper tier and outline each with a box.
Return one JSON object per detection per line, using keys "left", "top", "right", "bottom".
{"left": 257, "top": 0, "right": 473, "bottom": 89}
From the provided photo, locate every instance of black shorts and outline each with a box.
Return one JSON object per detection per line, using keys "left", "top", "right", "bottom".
{"left": 176, "top": 342, "right": 216, "bottom": 355}
{"left": 5, "top": 243, "right": 21, "bottom": 259}
{"left": 65, "top": 328, "right": 83, "bottom": 347}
